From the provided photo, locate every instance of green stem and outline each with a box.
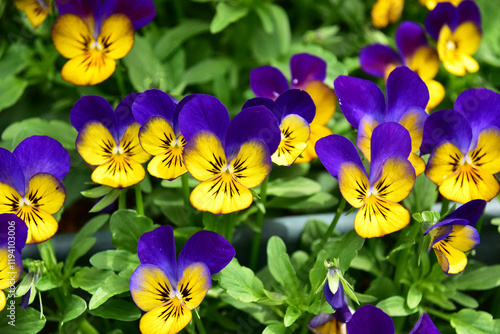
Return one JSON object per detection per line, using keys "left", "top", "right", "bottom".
{"left": 423, "top": 307, "right": 453, "bottom": 322}
{"left": 37, "top": 240, "right": 59, "bottom": 279}
{"left": 79, "top": 318, "right": 100, "bottom": 334}
{"left": 318, "top": 197, "right": 347, "bottom": 251}
{"left": 181, "top": 173, "right": 191, "bottom": 207}
{"left": 118, "top": 189, "right": 127, "bottom": 210}
{"left": 135, "top": 184, "right": 144, "bottom": 216}
{"left": 249, "top": 177, "right": 270, "bottom": 270}
{"left": 440, "top": 198, "right": 450, "bottom": 218}
{"left": 114, "top": 61, "right": 127, "bottom": 96}
{"left": 475, "top": 210, "right": 485, "bottom": 235}
{"left": 192, "top": 313, "right": 207, "bottom": 334}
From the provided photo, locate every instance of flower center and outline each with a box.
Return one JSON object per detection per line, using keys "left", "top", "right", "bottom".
{"left": 446, "top": 40, "right": 456, "bottom": 51}
{"left": 112, "top": 145, "right": 124, "bottom": 156}
{"left": 221, "top": 164, "right": 234, "bottom": 174}
{"left": 90, "top": 40, "right": 104, "bottom": 51}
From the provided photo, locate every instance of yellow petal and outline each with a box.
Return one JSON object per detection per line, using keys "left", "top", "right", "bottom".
{"left": 139, "top": 117, "right": 178, "bottom": 156}
{"left": 434, "top": 242, "right": 468, "bottom": 275}
{"left": 91, "top": 155, "right": 146, "bottom": 188}
{"left": 15, "top": 0, "right": 51, "bottom": 28}
{"left": 425, "top": 80, "right": 445, "bottom": 111}
{"left": 148, "top": 151, "right": 187, "bottom": 181}
{"left": 372, "top": 157, "right": 416, "bottom": 202}
{"left": 355, "top": 196, "right": 410, "bottom": 238}
{"left": 409, "top": 46, "right": 440, "bottom": 81}
{"left": 398, "top": 108, "right": 426, "bottom": 154}
{"left": 469, "top": 128, "right": 500, "bottom": 174}
{"left": 190, "top": 174, "right": 253, "bottom": 215}
{"left": 371, "top": 0, "right": 403, "bottom": 28}
{"left": 304, "top": 81, "right": 336, "bottom": 126}
{"left": 445, "top": 225, "right": 479, "bottom": 252}
{"left": 140, "top": 300, "right": 192, "bottom": 334}
{"left": 0, "top": 247, "right": 22, "bottom": 290}
{"left": 17, "top": 206, "right": 58, "bottom": 244}
{"left": 130, "top": 265, "right": 173, "bottom": 312}
{"left": 458, "top": 54, "right": 479, "bottom": 73}
{"left": 183, "top": 131, "right": 227, "bottom": 182}
{"left": 0, "top": 290, "right": 5, "bottom": 312}
{"left": 294, "top": 123, "right": 333, "bottom": 164}
{"left": 455, "top": 22, "right": 482, "bottom": 55}
{"left": 426, "top": 141, "right": 463, "bottom": 185}
{"left": 338, "top": 162, "right": 369, "bottom": 209}
{"left": 76, "top": 121, "right": 117, "bottom": 166}
{"left": 356, "top": 115, "right": 379, "bottom": 162}
{"left": 177, "top": 263, "right": 211, "bottom": 310}
{"left": 26, "top": 173, "right": 65, "bottom": 214}
{"left": 408, "top": 153, "right": 426, "bottom": 177}
{"left": 98, "top": 14, "right": 135, "bottom": 59}
{"left": 272, "top": 115, "right": 310, "bottom": 166}
{"left": 0, "top": 183, "right": 22, "bottom": 215}
{"left": 61, "top": 51, "right": 116, "bottom": 86}
{"left": 232, "top": 140, "right": 273, "bottom": 188}
{"left": 120, "top": 123, "right": 151, "bottom": 164}
{"left": 51, "top": 14, "right": 93, "bottom": 59}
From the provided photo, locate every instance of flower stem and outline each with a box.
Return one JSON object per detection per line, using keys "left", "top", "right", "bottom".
{"left": 318, "top": 197, "right": 347, "bottom": 249}
{"left": 249, "top": 176, "right": 269, "bottom": 270}
{"left": 181, "top": 173, "right": 191, "bottom": 207}
{"left": 114, "top": 61, "right": 127, "bottom": 97}
{"left": 423, "top": 307, "right": 453, "bottom": 322}
{"left": 135, "top": 184, "right": 144, "bottom": 216}
{"left": 79, "top": 318, "right": 100, "bottom": 334}
{"left": 193, "top": 313, "right": 207, "bottom": 334}
{"left": 440, "top": 198, "right": 450, "bottom": 218}
{"left": 118, "top": 189, "right": 127, "bottom": 210}
{"left": 475, "top": 210, "right": 485, "bottom": 235}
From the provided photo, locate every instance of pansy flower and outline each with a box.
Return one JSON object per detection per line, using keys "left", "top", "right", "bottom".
{"left": 71, "top": 94, "right": 151, "bottom": 188}
{"left": 250, "top": 53, "right": 336, "bottom": 163}
{"left": 51, "top": 0, "right": 156, "bottom": 85}
{"left": 130, "top": 225, "right": 235, "bottom": 334}
{"left": 424, "top": 199, "right": 484, "bottom": 274}
{"left": 335, "top": 66, "right": 429, "bottom": 176}
{"left": 242, "top": 89, "right": 315, "bottom": 166}
{"left": 0, "top": 136, "right": 70, "bottom": 244}
{"left": 178, "top": 95, "right": 281, "bottom": 215}
{"left": 371, "top": 0, "right": 403, "bottom": 28}
{"left": 132, "top": 89, "right": 191, "bottom": 180}
{"left": 308, "top": 311, "right": 346, "bottom": 334}
{"left": 425, "top": 0, "right": 481, "bottom": 76}
{"left": 360, "top": 21, "right": 445, "bottom": 110}
{"left": 316, "top": 122, "right": 416, "bottom": 238}
{"left": 420, "top": 0, "right": 465, "bottom": 10}
{"left": 421, "top": 88, "right": 500, "bottom": 203}
{"left": 0, "top": 214, "right": 28, "bottom": 311}
{"left": 346, "top": 305, "right": 441, "bottom": 334}
{"left": 14, "top": 0, "right": 51, "bottom": 28}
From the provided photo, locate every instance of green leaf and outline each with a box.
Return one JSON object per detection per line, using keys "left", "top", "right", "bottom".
{"left": 450, "top": 292, "right": 479, "bottom": 309}
{"left": 255, "top": 3, "right": 275, "bottom": 34}
{"left": 81, "top": 186, "right": 113, "bottom": 199}
{"left": 0, "top": 307, "right": 46, "bottom": 333}
{"left": 0, "top": 77, "right": 28, "bottom": 112}
{"left": 267, "top": 237, "right": 300, "bottom": 301}
{"left": 36, "top": 274, "right": 61, "bottom": 291}
{"left": 319, "top": 230, "right": 365, "bottom": 273}
{"left": 377, "top": 296, "right": 417, "bottom": 316}
{"left": 0, "top": 44, "right": 29, "bottom": 78}
{"left": 263, "top": 324, "right": 286, "bottom": 334}
{"left": 267, "top": 192, "right": 338, "bottom": 210}
{"left": 89, "top": 299, "right": 141, "bottom": 321}
{"left": 267, "top": 177, "right": 321, "bottom": 198}
{"left": 300, "top": 219, "right": 328, "bottom": 250}
{"left": 220, "top": 294, "right": 279, "bottom": 325}
{"left": 402, "top": 173, "right": 438, "bottom": 212}
{"left": 89, "top": 189, "right": 122, "bottom": 213}
{"left": 284, "top": 306, "right": 301, "bottom": 327}
{"left": 214, "top": 259, "right": 266, "bottom": 303}
{"left": 210, "top": 2, "right": 250, "bottom": 34}
{"left": 109, "top": 210, "right": 156, "bottom": 253}
{"left": 453, "top": 265, "right": 500, "bottom": 291}
{"left": 389, "top": 222, "right": 421, "bottom": 255}
{"left": 89, "top": 250, "right": 140, "bottom": 273}
{"left": 155, "top": 20, "right": 209, "bottom": 60}
{"left": 61, "top": 295, "right": 87, "bottom": 325}
{"left": 451, "top": 309, "right": 500, "bottom": 334}
{"left": 406, "top": 284, "right": 422, "bottom": 309}
{"left": 183, "top": 58, "right": 235, "bottom": 85}
{"left": 71, "top": 267, "right": 115, "bottom": 294}
{"left": 88, "top": 274, "right": 131, "bottom": 310}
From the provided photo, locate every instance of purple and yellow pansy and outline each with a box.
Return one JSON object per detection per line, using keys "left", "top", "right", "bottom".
{"left": 250, "top": 53, "right": 336, "bottom": 163}
{"left": 360, "top": 21, "right": 445, "bottom": 110}
{"left": 335, "top": 66, "right": 429, "bottom": 176}
{"left": 425, "top": 0, "right": 481, "bottom": 76}
{"left": 51, "top": 0, "right": 156, "bottom": 85}
{"left": 424, "top": 199, "right": 484, "bottom": 274}
{"left": 0, "top": 214, "right": 28, "bottom": 311}
{"left": 371, "top": 0, "right": 404, "bottom": 28}
{"left": 316, "top": 122, "right": 416, "bottom": 238}
{"left": 421, "top": 88, "right": 500, "bottom": 203}
{"left": 0, "top": 136, "right": 70, "bottom": 244}
{"left": 132, "top": 89, "right": 189, "bottom": 181}
{"left": 130, "top": 225, "right": 235, "bottom": 334}
{"left": 14, "top": 0, "right": 51, "bottom": 28}
{"left": 71, "top": 94, "right": 151, "bottom": 189}
{"left": 242, "top": 89, "right": 315, "bottom": 166}
{"left": 420, "top": 0, "right": 466, "bottom": 10}
{"left": 178, "top": 94, "right": 281, "bottom": 215}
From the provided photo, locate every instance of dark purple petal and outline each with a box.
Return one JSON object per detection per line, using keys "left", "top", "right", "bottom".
{"left": 420, "top": 109, "right": 472, "bottom": 156}
{"left": 385, "top": 66, "right": 429, "bottom": 122}
{"left": 132, "top": 89, "right": 177, "bottom": 126}
{"left": 70, "top": 95, "right": 119, "bottom": 139}
{"left": 115, "top": 93, "right": 139, "bottom": 139}
{"left": 396, "top": 21, "right": 428, "bottom": 61}
{"left": 334, "top": 76, "right": 386, "bottom": 128}
{"left": 102, "top": 0, "right": 156, "bottom": 30}
{"left": 425, "top": 223, "right": 455, "bottom": 248}
{"left": 250, "top": 66, "right": 289, "bottom": 100}
{"left": 425, "top": 2, "right": 458, "bottom": 40}
{"left": 177, "top": 230, "right": 235, "bottom": 277}
{"left": 0, "top": 148, "right": 25, "bottom": 194}
{"left": 13, "top": 136, "right": 71, "bottom": 182}
{"left": 409, "top": 313, "right": 442, "bottom": 334}
{"left": 137, "top": 225, "right": 177, "bottom": 284}
{"left": 21, "top": 287, "right": 30, "bottom": 310}
{"left": 445, "top": 199, "right": 486, "bottom": 226}
{"left": 360, "top": 44, "right": 402, "bottom": 77}
{"left": 290, "top": 53, "right": 326, "bottom": 89}
{"left": 55, "top": 0, "right": 100, "bottom": 18}
{"left": 316, "top": 135, "right": 365, "bottom": 179}
{"left": 454, "top": 88, "right": 500, "bottom": 139}
{"left": 242, "top": 97, "right": 282, "bottom": 120}
{"left": 346, "top": 305, "right": 395, "bottom": 334}
{"left": 308, "top": 312, "right": 336, "bottom": 331}
{"left": 0, "top": 214, "right": 28, "bottom": 252}
{"left": 224, "top": 106, "right": 281, "bottom": 157}
{"left": 324, "top": 283, "right": 352, "bottom": 323}
{"left": 276, "top": 89, "right": 315, "bottom": 123}
{"left": 178, "top": 94, "right": 230, "bottom": 144}
{"left": 457, "top": 0, "right": 481, "bottom": 28}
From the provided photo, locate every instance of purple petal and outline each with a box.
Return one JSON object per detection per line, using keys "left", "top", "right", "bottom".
{"left": 55, "top": 0, "right": 99, "bottom": 18}
{"left": 102, "top": 0, "right": 156, "bottom": 30}
{"left": 177, "top": 94, "right": 230, "bottom": 144}
{"left": 346, "top": 305, "right": 394, "bottom": 334}
{"left": 454, "top": 88, "right": 500, "bottom": 140}
{"left": 132, "top": 89, "right": 177, "bottom": 126}
{"left": 224, "top": 106, "right": 281, "bottom": 157}
{"left": 250, "top": 66, "right": 289, "bottom": 100}
{"left": 324, "top": 284, "right": 352, "bottom": 323}
{"left": 115, "top": 93, "right": 140, "bottom": 139}
{"left": 445, "top": 199, "right": 486, "bottom": 226}
{"left": 334, "top": 76, "right": 386, "bottom": 128}
{"left": 308, "top": 312, "right": 336, "bottom": 331}
{"left": 21, "top": 287, "right": 30, "bottom": 310}
{"left": 0, "top": 148, "right": 25, "bottom": 194}
{"left": 385, "top": 66, "right": 429, "bottom": 122}
{"left": 425, "top": 222, "right": 455, "bottom": 247}
{"left": 0, "top": 214, "right": 28, "bottom": 252}
{"left": 290, "top": 53, "right": 326, "bottom": 89}
{"left": 420, "top": 109, "right": 472, "bottom": 156}
{"left": 457, "top": 0, "right": 481, "bottom": 28}
{"left": 360, "top": 44, "right": 402, "bottom": 77}
{"left": 70, "top": 95, "right": 119, "bottom": 139}
{"left": 177, "top": 230, "right": 235, "bottom": 277}
{"left": 396, "top": 21, "right": 428, "bottom": 61}
{"left": 316, "top": 135, "right": 365, "bottom": 179}
{"left": 275, "top": 89, "right": 315, "bottom": 123}
{"left": 425, "top": 2, "right": 458, "bottom": 40}
{"left": 409, "top": 313, "right": 442, "bottom": 334}
{"left": 13, "top": 136, "right": 71, "bottom": 182}
{"left": 242, "top": 97, "right": 282, "bottom": 120}
{"left": 137, "top": 225, "right": 177, "bottom": 284}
